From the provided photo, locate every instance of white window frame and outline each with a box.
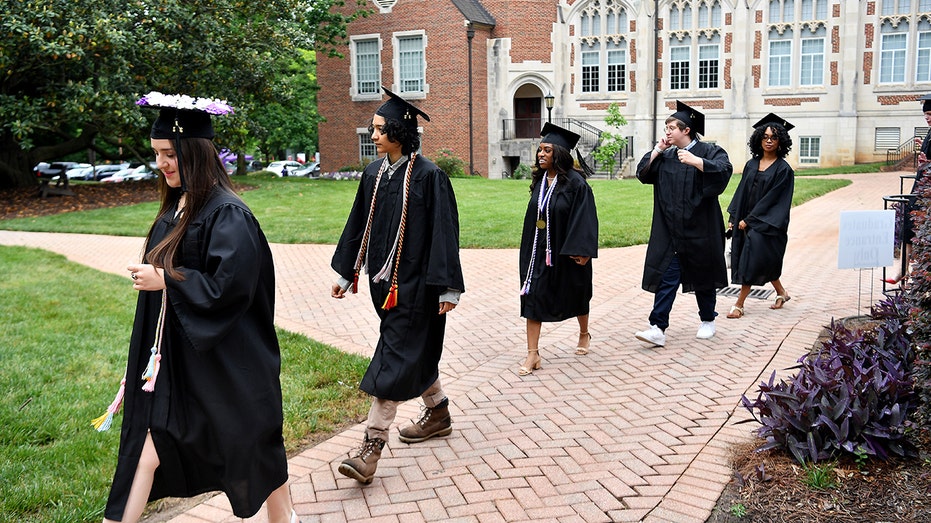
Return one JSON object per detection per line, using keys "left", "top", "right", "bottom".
{"left": 392, "top": 31, "right": 427, "bottom": 97}
{"left": 800, "top": 37, "right": 824, "bottom": 86}
{"left": 607, "top": 48, "right": 627, "bottom": 92}
{"left": 798, "top": 136, "right": 821, "bottom": 164}
{"left": 768, "top": 39, "right": 792, "bottom": 87}
{"left": 358, "top": 130, "right": 377, "bottom": 162}
{"left": 670, "top": 45, "right": 691, "bottom": 90}
{"left": 581, "top": 50, "right": 601, "bottom": 93}
{"left": 698, "top": 43, "right": 720, "bottom": 89}
{"left": 350, "top": 35, "right": 382, "bottom": 101}
{"left": 918, "top": 29, "right": 931, "bottom": 82}
{"left": 879, "top": 32, "right": 908, "bottom": 84}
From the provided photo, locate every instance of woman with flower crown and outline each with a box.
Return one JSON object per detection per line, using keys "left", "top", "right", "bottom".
{"left": 100, "top": 93, "right": 299, "bottom": 523}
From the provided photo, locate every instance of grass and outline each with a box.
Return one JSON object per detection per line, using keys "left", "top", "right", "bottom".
{"left": 0, "top": 246, "right": 369, "bottom": 523}
{"left": 0, "top": 173, "right": 850, "bottom": 248}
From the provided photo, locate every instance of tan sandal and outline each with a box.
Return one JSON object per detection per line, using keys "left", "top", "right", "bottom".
{"left": 726, "top": 306, "right": 744, "bottom": 319}
{"left": 575, "top": 332, "right": 592, "bottom": 355}
{"left": 770, "top": 295, "right": 791, "bottom": 309}
{"left": 519, "top": 349, "right": 542, "bottom": 376}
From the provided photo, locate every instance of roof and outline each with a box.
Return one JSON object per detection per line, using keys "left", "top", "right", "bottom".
{"left": 451, "top": 0, "right": 496, "bottom": 27}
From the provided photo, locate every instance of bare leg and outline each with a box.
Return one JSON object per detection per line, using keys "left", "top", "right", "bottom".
{"left": 520, "top": 319, "right": 542, "bottom": 375}
{"left": 727, "top": 285, "right": 751, "bottom": 318}
{"left": 575, "top": 314, "right": 591, "bottom": 354}
{"left": 770, "top": 279, "right": 791, "bottom": 309}
{"left": 103, "top": 432, "right": 160, "bottom": 523}
{"left": 264, "top": 482, "right": 295, "bottom": 523}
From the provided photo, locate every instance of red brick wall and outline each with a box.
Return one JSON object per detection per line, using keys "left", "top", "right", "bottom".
{"left": 485, "top": 1, "right": 557, "bottom": 64}
{"left": 317, "top": 1, "right": 492, "bottom": 175}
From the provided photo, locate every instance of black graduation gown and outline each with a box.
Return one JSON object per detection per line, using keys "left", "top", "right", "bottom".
{"left": 518, "top": 169, "right": 598, "bottom": 322}
{"left": 105, "top": 189, "right": 287, "bottom": 520}
{"left": 636, "top": 141, "right": 733, "bottom": 292}
{"left": 726, "top": 158, "right": 794, "bottom": 286}
{"left": 331, "top": 156, "right": 465, "bottom": 402}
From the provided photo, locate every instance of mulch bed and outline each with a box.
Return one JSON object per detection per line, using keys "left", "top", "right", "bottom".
{"left": 0, "top": 181, "right": 161, "bottom": 220}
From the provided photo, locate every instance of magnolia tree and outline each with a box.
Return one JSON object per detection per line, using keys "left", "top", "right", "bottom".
{"left": 0, "top": 0, "right": 367, "bottom": 188}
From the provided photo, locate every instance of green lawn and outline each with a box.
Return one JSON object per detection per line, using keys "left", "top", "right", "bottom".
{"left": 0, "top": 247, "right": 369, "bottom": 523}
{"left": 0, "top": 173, "right": 850, "bottom": 248}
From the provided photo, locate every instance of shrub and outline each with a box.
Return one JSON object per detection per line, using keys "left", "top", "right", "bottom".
{"left": 741, "top": 296, "right": 916, "bottom": 464}
{"left": 433, "top": 149, "right": 467, "bottom": 177}
{"left": 512, "top": 163, "right": 532, "bottom": 180}
{"left": 906, "top": 172, "right": 931, "bottom": 425}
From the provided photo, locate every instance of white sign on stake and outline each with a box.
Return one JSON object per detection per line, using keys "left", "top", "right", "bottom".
{"left": 837, "top": 210, "right": 896, "bottom": 270}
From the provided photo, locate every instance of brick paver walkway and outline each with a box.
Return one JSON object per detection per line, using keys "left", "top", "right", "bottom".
{"left": 0, "top": 171, "right": 904, "bottom": 522}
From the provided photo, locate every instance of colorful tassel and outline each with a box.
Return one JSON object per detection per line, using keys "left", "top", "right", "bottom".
{"left": 352, "top": 272, "right": 359, "bottom": 294}
{"left": 546, "top": 249, "right": 552, "bottom": 266}
{"left": 381, "top": 284, "right": 398, "bottom": 310}
{"left": 91, "top": 377, "right": 126, "bottom": 432}
{"left": 141, "top": 345, "right": 161, "bottom": 392}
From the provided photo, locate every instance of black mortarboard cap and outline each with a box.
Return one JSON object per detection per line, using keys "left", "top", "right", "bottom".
{"left": 376, "top": 87, "right": 430, "bottom": 128}
{"left": 753, "top": 112, "right": 795, "bottom": 131}
{"left": 150, "top": 108, "right": 215, "bottom": 140}
{"left": 920, "top": 93, "right": 931, "bottom": 112}
{"left": 540, "top": 122, "right": 581, "bottom": 150}
{"left": 670, "top": 100, "right": 705, "bottom": 136}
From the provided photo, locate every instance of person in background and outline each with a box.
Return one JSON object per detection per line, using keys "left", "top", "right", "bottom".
{"left": 330, "top": 87, "right": 464, "bottom": 485}
{"left": 633, "top": 101, "right": 733, "bottom": 346}
{"left": 100, "top": 92, "right": 298, "bottom": 523}
{"left": 517, "top": 122, "right": 598, "bottom": 375}
{"left": 725, "top": 113, "right": 795, "bottom": 318}
{"left": 887, "top": 93, "right": 931, "bottom": 285}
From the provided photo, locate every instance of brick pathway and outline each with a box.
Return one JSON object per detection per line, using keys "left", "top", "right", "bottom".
{"left": 0, "top": 171, "right": 904, "bottom": 522}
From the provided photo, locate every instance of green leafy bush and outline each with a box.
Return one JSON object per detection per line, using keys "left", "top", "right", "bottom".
{"left": 512, "top": 163, "right": 532, "bottom": 180}
{"left": 433, "top": 148, "right": 467, "bottom": 177}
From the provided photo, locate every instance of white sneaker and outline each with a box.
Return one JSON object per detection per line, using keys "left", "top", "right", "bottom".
{"left": 696, "top": 321, "right": 716, "bottom": 339}
{"left": 635, "top": 325, "right": 666, "bottom": 347}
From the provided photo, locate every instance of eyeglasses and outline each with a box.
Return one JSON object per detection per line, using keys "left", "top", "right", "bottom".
{"left": 762, "top": 136, "right": 778, "bottom": 142}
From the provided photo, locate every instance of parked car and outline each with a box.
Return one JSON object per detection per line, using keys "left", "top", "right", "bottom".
{"left": 93, "top": 164, "right": 129, "bottom": 181}
{"left": 293, "top": 161, "right": 320, "bottom": 178}
{"left": 265, "top": 160, "right": 303, "bottom": 177}
{"left": 101, "top": 164, "right": 157, "bottom": 183}
{"left": 66, "top": 164, "right": 96, "bottom": 180}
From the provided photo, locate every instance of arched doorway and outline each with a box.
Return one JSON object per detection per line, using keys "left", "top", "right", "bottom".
{"left": 513, "top": 84, "right": 546, "bottom": 139}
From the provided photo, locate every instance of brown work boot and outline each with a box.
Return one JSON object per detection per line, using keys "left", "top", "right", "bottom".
{"left": 398, "top": 401, "right": 452, "bottom": 443}
{"left": 337, "top": 434, "right": 385, "bottom": 484}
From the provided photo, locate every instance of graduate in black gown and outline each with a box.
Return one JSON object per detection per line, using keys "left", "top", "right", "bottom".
{"left": 725, "top": 113, "right": 795, "bottom": 318}
{"left": 634, "top": 101, "right": 732, "bottom": 347}
{"left": 518, "top": 122, "right": 598, "bottom": 375}
{"left": 330, "top": 88, "right": 464, "bottom": 484}
{"left": 100, "top": 93, "right": 298, "bottom": 523}
{"left": 888, "top": 94, "right": 931, "bottom": 285}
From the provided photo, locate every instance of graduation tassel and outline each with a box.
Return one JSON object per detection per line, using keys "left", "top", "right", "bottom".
{"left": 520, "top": 280, "right": 531, "bottom": 296}
{"left": 141, "top": 346, "right": 161, "bottom": 392}
{"left": 381, "top": 284, "right": 398, "bottom": 310}
{"left": 91, "top": 377, "right": 126, "bottom": 432}
{"left": 352, "top": 271, "right": 359, "bottom": 294}
{"left": 546, "top": 249, "right": 552, "bottom": 266}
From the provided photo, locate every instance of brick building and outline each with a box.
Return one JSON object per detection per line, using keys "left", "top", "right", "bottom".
{"left": 317, "top": 0, "right": 931, "bottom": 176}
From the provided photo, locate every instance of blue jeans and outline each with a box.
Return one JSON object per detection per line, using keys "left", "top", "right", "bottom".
{"left": 648, "top": 255, "right": 717, "bottom": 331}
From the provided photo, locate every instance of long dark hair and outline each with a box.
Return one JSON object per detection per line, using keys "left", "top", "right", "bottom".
{"left": 748, "top": 124, "right": 792, "bottom": 159}
{"left": 145, "top": 137, "right": 238, "bottom": 280}
{"left": 530, "top": 142, "right": 575, "bottom": 192}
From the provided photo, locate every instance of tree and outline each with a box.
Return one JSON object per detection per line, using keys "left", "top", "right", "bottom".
{"left": 0, "top": 0, "right": 366, "bottom": 188}
{"left": 591, "top": 103, "right": 629, "bottom": 179}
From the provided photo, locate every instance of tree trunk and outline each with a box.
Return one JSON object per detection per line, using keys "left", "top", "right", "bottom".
{"left": 0, "top": 126, "right": 100, "bottom": 189}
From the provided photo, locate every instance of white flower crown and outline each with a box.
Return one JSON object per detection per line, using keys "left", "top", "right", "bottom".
{"left": 136, "top": 91, "right": 234, "bottom": 115}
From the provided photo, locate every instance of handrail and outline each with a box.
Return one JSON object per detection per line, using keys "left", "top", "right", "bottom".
{"left": 886, "top": 133, "right": 921, "bottom": 170}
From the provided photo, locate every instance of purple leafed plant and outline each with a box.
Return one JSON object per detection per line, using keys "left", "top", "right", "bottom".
{"left": 741, "top": 298, "right": 916, "bottom": 464}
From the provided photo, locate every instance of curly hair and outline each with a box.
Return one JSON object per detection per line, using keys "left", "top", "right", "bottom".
{"left": 370, "top": 119, "right": 422, "bottom": 156}
{"left": 748, "top": 123, "right": 793, "bottom": 159}
{"left": 529, "top": 143, "right": 575, "bottom": 192}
